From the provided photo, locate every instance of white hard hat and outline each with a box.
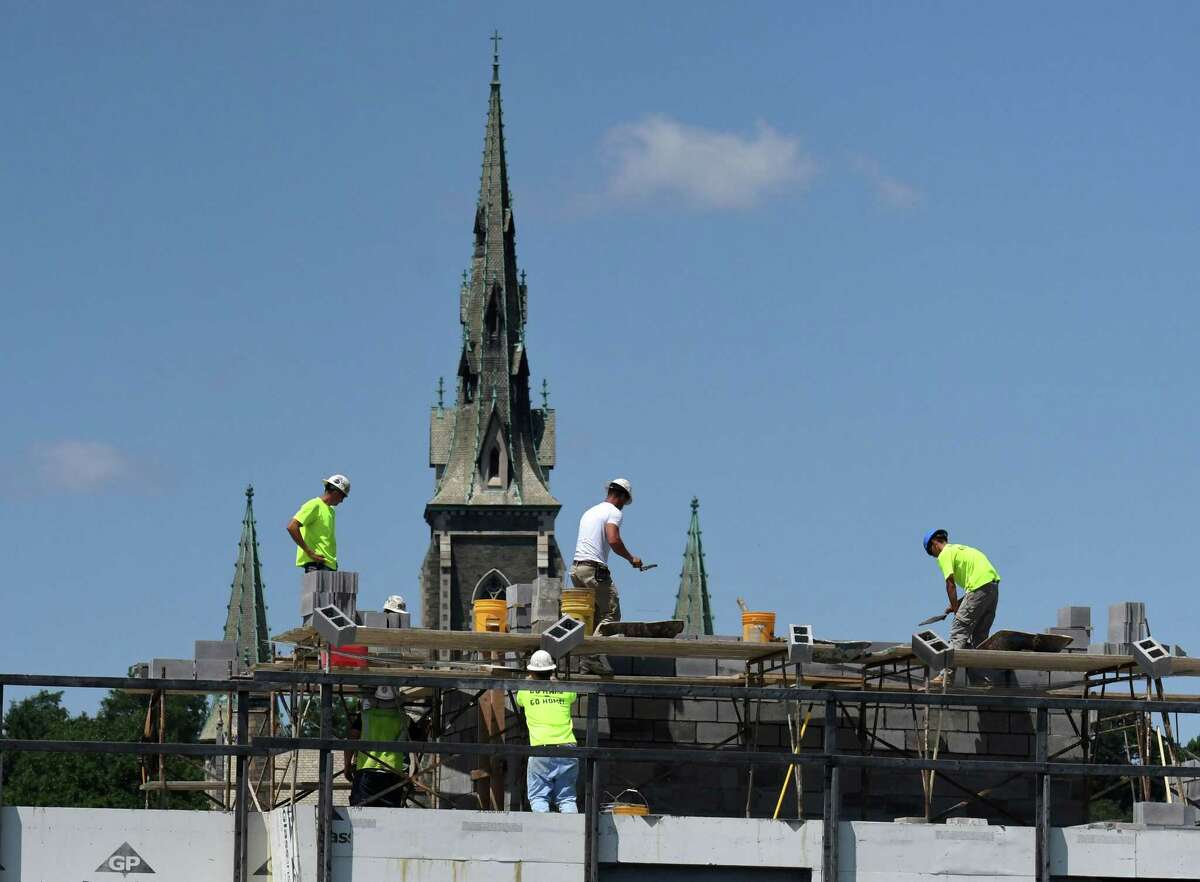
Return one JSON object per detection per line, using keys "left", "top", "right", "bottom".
{"left": 374, "top": 685, "right": 395, "bottom": 702}
{"left": 324, "top": 474, "right": 351, "bottom": 496}
{"left": 527, "top": 650, "right": 556, "bottom": 672}
{"left": 384, "top": 595, "right": 407, "bottom": 613}
{"left": 607, "top": 477, "right": 633, "bottom": 504}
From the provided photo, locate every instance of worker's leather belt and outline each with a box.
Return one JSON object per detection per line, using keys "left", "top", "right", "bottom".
{"left": 572, "top": 560, "right": 608, "bottom": 572}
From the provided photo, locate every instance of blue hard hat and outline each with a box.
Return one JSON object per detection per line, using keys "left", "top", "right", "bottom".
{"left": 922, "top": 529, "right": 948, "bottom": 556}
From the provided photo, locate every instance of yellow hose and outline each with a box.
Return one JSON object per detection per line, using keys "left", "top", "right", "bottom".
{"left": 773, "top": 710, "right": 812, "bottom": 819}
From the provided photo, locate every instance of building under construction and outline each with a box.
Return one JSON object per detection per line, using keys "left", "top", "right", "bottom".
{"left": 4, "top": 40, "right": 1200, "bottom": 882}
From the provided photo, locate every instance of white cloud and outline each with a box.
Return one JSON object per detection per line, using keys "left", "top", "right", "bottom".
{"left": 604, "top": 115, "right": 816, "bottom": 209}
{"left": 32, "top": 440, "right": 134, "bottom": 493}
{"left": 852, "top": 156, "right": 923, "bottom": 209}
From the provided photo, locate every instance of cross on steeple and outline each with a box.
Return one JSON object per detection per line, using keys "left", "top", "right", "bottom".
{"left": 541, "top": 378, "right": 549, "bottom": 411}
{"left": 491, "top": 30, "right": 502, "bottom": 83}
{"left": 437, "top": 376, "right": 445, "bottom": 410}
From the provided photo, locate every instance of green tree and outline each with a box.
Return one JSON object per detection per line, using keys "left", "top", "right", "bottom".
{"left": 2, "top": 689, "right": 210, "bottom": 809}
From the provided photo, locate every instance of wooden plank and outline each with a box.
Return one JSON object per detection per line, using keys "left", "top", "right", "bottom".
{"left": 273, "top": 625, "right": 791, "bottom": 661}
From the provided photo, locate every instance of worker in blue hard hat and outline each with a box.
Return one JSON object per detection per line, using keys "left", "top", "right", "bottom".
{"left": 922, "top": 529, "right": 1001, "bottom": 687}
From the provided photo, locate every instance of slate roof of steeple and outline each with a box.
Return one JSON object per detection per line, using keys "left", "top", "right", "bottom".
{"left": 673, "top": 497, "right": 715, "bottom": 636}
{"left": 223, "top": 484, "right": 271, "bottom": 672}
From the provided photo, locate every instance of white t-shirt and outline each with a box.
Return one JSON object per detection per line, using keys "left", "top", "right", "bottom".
{"left": 574, "top": 502, "right": 624, "bottom": 565}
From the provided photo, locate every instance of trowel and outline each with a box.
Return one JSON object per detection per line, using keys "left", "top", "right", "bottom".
{"left": 917, "top": 612, "right": 950, "bottom": 626}
{"left": 636, "top": 563, "right": 658, "bottom": 572}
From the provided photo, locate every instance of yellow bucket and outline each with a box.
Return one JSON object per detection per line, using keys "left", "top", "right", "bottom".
{"left": 560, "top": 589, "right": 595, "bottom": 636}
{"left": 605, "top": 789, "right": 650, "bottom": 815}
{"left": 741, "top": 611, "right": 776, "bottom": 643}
{"left": 473, "top": 598, "right": 508, "bottom": 633}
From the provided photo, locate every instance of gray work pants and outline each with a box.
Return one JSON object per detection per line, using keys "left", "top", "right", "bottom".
{"left": 946, "top": 581, "right": 999, "bottom": 682}
{"left": 571, "top": 562, "right": 621, "bottom": 674}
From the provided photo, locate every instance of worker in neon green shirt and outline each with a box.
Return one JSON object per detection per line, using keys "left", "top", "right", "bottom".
{"left": 515, "top": 650, "right": 578, "bottom": 813}
{"left": 287, "top": 474, "right": 350, "bottom": 572}
{"left": 922, "top": 529, "right": 1001, "bottom": 687}
{"left": 344, "top": 685, "right": 427, "bottom": 807}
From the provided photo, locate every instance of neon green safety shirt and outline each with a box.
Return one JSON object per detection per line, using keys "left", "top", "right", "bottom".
{"left": 293, "top": 497, "right": 337, "bottom": 569}
{"left": 515, "top": 689, "right": 577, "bottom": 746}
{"left": 356, "top": 707, "right": 408, "bottom": 773}
{"left": 937, "top": 544, "right": 1000, "bottom": 592}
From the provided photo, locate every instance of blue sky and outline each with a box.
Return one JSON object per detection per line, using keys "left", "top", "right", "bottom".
{"left": 2, "top": 3, "right": 1198, "bottom": 715}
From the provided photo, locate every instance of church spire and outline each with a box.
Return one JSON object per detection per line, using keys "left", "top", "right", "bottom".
{"left": 222, "top": 484, "right": 271, "bottom": 673}
{"left": 673, "top": 497, "right": 715, "bottom": 636}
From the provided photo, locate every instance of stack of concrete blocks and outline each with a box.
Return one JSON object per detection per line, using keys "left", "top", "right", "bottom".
{"left": 530, "top": 575, "right": 563, "bottom": 634}
{"left": 1086, "top": 601, "right": 1148, "bottom": 655}
{"left": 355, "top": 610, "right": 410, "bottom": 629}
{"left": 143, "top": 639, "right": 238, "bottom": 680}
{"left": 506, "top": 583, "right": 534, "bottom": 633}
{"left": 1047, "top": 606, "right": 1091, "bottom": 652}
{"left": 300, "top": 570, "right": 359, "bottom": 624}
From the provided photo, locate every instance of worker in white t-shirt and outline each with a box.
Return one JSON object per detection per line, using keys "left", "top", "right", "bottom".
{"left": 571, "top": 478, "right": 642, "bottom": 675}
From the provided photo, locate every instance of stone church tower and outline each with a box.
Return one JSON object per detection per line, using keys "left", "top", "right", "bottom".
{"left": 419, "top": 42, "right": 565, "bottom": 630}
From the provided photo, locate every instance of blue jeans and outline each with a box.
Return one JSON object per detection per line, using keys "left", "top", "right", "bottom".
{"left": 527, "top": 755, "right": 578, "bottom": 813}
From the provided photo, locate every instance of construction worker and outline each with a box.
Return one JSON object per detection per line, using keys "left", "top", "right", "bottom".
{"left": 572, "top": 478, "right": 641, "bottom": 674}
{"left": 923, "top": 529, "right": 1001, "bottom": 686}
{"left": 287, "top": 474, "right": 350, "bottom": 572}
{"left": 344, "top": 685, "right": 426, "bottom": 807}
{"left": 515, "top": 650, "right": 578, "bottom": 813}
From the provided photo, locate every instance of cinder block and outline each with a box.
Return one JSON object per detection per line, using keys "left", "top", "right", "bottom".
{"left": 788, "top": 624, "right": 814, "bottom": 665}
{"left": 195, "top": 658, "right": 233, "bottom": 680}
{"left": 673, "top": 699, "right": 720, "bottom": 722}
{"left": 1047, "top": 626, "right": 1090, "bottom": 650}
{"left": 653, "top": 720, "right": 697, "bottom": 743}
{"left": 1134, "top": 801, "right": 1199, "bottom": 827}
{"left": 506, "top": 583, "right": 534, "bottom": 607}
{"left": 984, "top": 734, "right": 1031, "bottom": 757}
{"left": 149, "top": 658, "right": 194, "bottom": 679}
{"left": 1056, "top": 606, "right": 1091, "bottom": 629}
{"left": 313, "top": 605, "right": 357, "bottom": 647}
{"left": 387, "top": 610, "right": 410, "bottom": 629}
{"left": 540, "top": 615, "right": 585, "bottom": 660}
{"left": 632, "top": 657, "right": 676, "bottom": 677}
{"left": 1132, "top": 636, "right": 1173, "bottom": 678}
{"left": 674, "top": 657, "right": 718, "bottom": 678}
{"left": 912, "top": 630, "right": 951, "bottom": 670}
{"left": 129, "top": 662, "right": 149, "bottom": 679}
{"left": 195, "top": 640, "right": 237, "bottom": 660}
{"left": 357, "top": 610, "right": 389, "bottom": 629}
{"left": 696, "top": 722, "right": 742, "bottom": 744}
{"left": 633, "top": 698, "right": 672, "bottom": 720}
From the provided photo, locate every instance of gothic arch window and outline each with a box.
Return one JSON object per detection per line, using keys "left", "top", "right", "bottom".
{"left": 479, "top": 416, "right": 509, "bottom": 490}
{"left": 472, "top": 568, "right": 511, "bottom": 601}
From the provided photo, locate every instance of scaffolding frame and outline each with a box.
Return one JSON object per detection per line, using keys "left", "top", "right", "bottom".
{"left": 4, "top": 671, "right": 1200, "bottom": 882}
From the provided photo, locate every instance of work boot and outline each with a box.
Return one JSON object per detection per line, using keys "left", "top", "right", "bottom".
{"left": 929, "top": 670, "right": 950, "bottom": 688}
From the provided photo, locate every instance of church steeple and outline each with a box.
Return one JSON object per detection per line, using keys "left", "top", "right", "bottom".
{"left": 222, "top": 485, "right": 271, "bottom": 673}
{"left": 427, "top": 36, "right": 557, "bottom": 509}
{"left": 421, "top": 37, "right": 565, "bottom": 632}
{"left": 674, "top": 497, "right": 715, "bottom": 636}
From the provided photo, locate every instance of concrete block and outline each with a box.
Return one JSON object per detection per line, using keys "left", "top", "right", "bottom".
{"left": 983, "top": 734, "right": 1031, "bottom": 757}
{"left": 194, "top": 639, "right": 237, "bottom": 660}
{"left": 632, "top": 657, "right": 677, "bottom": 677}
{"left": 1056, "top": 606, "right": 1091, "bottom": 629}
{"left": 195, "top": 658, "right": 233, "bottom": 680}
{"left": 387, "top": 610, "right": 410, "bottom": 629}
{"left": 357, "top": 610, "right": 389, "bottom": 629}
{"left": 313, "top": 605, "right": 357, "bottom": 647}
{"left": 1134, "top": 801, "right": 1199, "bottom": 826}
{"left": 695, "top": 722, "right": 741, "bottom": 744}
{"left": 633, "top": 698, "right": 672, "bottom": 720}
{"left": 912, "top": 629, "right": 950, "bottom": 670}
{"left": 129, "top": 662, "right": 149, "bottom": 678}
{"left": 540, "top": 615, "right": 586, "bottom": 660}
{"left": 788, "top": 624, "right": 814, "bottom": 664}
{"left": 505, "top": 583, "right": 534, "bottom": 607}
{"left": 674, "top": 657, "right": 718, "bottom": 677}
{"left": 1132, "top": 636, "right": 1173, "bottom": 678}
{"left": 149, "top": 658, "right": 194, "bottom": 679}
{"left": 653, "top": 720, "right": 697, "bottom": 743}
{"left": 673, "top": 699, "right": 720, "bottom": 722}
{"left": 1047, "top": 626, "right": 1090, "bottom": 650}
